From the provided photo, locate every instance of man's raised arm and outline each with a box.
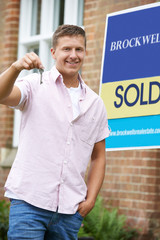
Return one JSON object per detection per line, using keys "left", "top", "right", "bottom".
{"left": 0, "top": 52, "right": 43, "bottom": 106}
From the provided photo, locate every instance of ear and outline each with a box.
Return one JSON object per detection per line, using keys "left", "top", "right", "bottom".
{"left": 50, "top": 48, "right": 56, "bottom": 60}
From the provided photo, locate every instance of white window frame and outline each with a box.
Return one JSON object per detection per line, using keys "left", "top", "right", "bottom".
{"left": 13, "top": 0, "right": 84, "bottom": 147}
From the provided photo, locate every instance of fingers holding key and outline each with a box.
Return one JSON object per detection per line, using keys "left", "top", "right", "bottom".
{"left": 12, "top": 52, "right": 44, "bottom": 72}
{"left": 25, "top": 52, "right": 44, "bottom": 70}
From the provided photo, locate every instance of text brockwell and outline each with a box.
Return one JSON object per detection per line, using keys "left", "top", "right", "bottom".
{"left": 110, "top": 33, "right": 160, "bottom": 51}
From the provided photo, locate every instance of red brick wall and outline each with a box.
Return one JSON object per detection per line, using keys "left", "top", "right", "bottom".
{"left": 104, "top": 149, "right": 160, "bottom": 239}
{"left": 0, "top": 0, "right": 20, "bottom": 199}
{"left": 83, "top": 0, "right": 160, "bottom": 239}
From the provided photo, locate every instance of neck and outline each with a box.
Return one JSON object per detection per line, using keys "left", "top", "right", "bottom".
{"left": 63, "top": 75, "right": 79, "bottom": 88}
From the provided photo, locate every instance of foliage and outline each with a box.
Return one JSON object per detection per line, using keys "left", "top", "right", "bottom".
{"left": 78, "top": 196, "right": 139, "bottom": 240}
{"left": 0, "top": 200, "right": 9, "bottom": 240}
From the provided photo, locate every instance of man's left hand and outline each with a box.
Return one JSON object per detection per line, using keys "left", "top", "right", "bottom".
{"left": 77, "top": 199, "right": 95, "bottom": 218}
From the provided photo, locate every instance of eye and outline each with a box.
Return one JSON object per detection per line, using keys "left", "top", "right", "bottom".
{"left": 64, "top": 47, "right": 70, "bottom": 51}
{"left": 76, "top": 48, "right": 83, "bottom": 52}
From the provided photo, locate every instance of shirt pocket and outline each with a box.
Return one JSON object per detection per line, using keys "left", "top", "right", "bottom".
{"left": 77, "top": 115, "right": 98, "bottom": 146}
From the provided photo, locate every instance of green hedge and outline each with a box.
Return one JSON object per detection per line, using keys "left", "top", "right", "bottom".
{"left": 0, "top": 200, "right": 9, "bottom": 240}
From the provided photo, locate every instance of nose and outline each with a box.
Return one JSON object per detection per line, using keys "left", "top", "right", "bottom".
{"left": 70, "top": 49, "right": 77, "bottom": 58}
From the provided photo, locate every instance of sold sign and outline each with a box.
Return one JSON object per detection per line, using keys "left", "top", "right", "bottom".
{"left": 100, "top": 3, "right": 160, "bottom": 150}
{"left": 101, "top": 76, "right": 160, "bottom": 119}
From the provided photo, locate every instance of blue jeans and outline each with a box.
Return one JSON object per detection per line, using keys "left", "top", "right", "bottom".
{"left": 8, "top": 199, "right": 83, "bottom": 240}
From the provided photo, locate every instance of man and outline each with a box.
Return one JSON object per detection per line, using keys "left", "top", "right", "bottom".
{"left": 0, "top": 25, "right": 110, "bottom": 239}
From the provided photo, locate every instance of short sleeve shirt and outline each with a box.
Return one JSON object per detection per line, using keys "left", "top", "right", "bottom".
{"left": 5, "top": 66, "right": 110, "bottom": 214}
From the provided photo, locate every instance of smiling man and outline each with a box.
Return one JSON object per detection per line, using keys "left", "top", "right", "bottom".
{"left": 51, "top": 32, "right": 85, "bottom": 88}
{"left": 0, "top": 25, "right": 110, "bottom": 240}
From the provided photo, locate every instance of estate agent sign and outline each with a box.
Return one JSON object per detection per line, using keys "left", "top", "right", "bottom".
{"left": 100, "top": 3, "right": 160, "bottom": 150}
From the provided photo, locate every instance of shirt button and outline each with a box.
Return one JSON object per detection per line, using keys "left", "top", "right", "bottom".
{"left": 64, "top": 160, "right": 67, "bottom": 164}
{"left": 68, "top": 104, "right": 71, "bottom": 108}
{"left": 61, "top": 179, "right": 64, "bottom": 184}
{"left": 67, "top": 141, "right": 70, "bottom": 145}
{"left": 70, "top": 122, "right": 73, "bottom": 126}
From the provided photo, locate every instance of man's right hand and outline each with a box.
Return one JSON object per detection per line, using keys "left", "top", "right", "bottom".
{"left": 12, "top": 52, "right": 44, "bottom": 72}
{"left": 0, "top": 52, "right": 44, "bottom": 106}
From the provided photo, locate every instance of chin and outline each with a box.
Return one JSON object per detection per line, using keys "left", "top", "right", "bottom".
{"left": 66, "top": 68, "right": 79, "bottom": 74}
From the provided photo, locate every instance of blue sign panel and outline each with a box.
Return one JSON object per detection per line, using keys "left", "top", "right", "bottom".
{"left": 100, "top": 3, "right": 160, "bottom": 150}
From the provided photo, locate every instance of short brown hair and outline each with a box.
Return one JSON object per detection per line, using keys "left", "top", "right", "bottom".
{"left": 52, "top": 24, "right": 86, "bottom": 49}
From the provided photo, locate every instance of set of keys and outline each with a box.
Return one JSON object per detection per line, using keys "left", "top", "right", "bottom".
{"left": 39, "top": 68, "right": 44, "bottom": 84}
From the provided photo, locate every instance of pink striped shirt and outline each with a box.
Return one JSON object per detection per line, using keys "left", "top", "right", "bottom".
{"left": 5, "top": 66, "right": 110, "bottom": 214}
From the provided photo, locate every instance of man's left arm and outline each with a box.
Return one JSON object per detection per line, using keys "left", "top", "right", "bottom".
{"left": 78, "top": 139, "right": 106, "bottom": 217}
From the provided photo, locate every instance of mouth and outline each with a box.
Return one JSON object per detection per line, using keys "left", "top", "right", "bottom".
{"left": 66, "top": 61, "right": 79, "bottom": 66}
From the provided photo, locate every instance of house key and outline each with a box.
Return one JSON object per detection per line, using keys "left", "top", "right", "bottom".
{"left": 39, "top": 68, "right": 44, "bottom": 84}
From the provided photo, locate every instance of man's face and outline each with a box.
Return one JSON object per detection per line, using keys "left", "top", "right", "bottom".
{"left": 51, "top": 35, "right": 86, "bottom": 79}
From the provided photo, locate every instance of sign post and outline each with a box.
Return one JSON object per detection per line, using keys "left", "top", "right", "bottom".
{"left": 100, "top": 3, "right": 160, "bottom": 151}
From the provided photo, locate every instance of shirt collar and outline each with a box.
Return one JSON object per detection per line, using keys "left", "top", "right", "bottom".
{"left": 78, "top": 74, "right": 86, "bottom": 99}
{"left": 51, "top": 65, "right": 61, "bottom": 82}
{"left": 51, "top": 65, "right": 86, "bottom": 98}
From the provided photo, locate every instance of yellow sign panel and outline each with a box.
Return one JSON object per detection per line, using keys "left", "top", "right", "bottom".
{"left": 101, "top": 76, "right": 160, "bottom": 119}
